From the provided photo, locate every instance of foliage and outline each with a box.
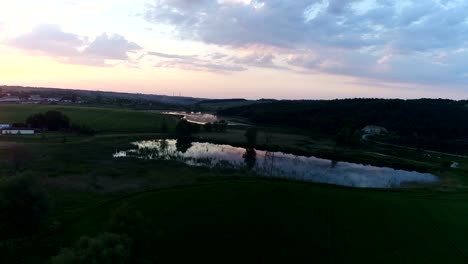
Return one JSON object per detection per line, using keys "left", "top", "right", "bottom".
{"left": 175, "top": 138, "right": 193, "bottom": 153}
{"left": 0, "top": 175, "right": 51, "bottom": 239}
{"left": 336, "top": 125, "right": 362, "bottom": 146}
{"left": 51, "top": 233, "right": 131, "bottom": 264}
{"left": 107, "top": 203, "right": 158, "bottom": 263}
{"left": 25, "top": 110, "right": 70, "bottom": 131}
{"left": 26, "top": 113, "right": 46, "bottom": 129}
{"left": 175, "top": 119, "right": 200, "bottom": 138}
{"left": 242, "top": 148, "right": 257, "bottom": 170}
{"left": 244, "top": 127, "right": 258, "bottom": 147}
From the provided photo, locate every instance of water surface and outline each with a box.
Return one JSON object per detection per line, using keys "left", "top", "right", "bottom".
{"left": 114, "top": 140, "right": 439, "bottom": 189}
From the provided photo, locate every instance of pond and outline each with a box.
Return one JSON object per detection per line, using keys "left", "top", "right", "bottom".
{"left": 161, "top": 111, "right": 218, "bottom": 125}
{"left": 155, "top": 111, "right": 247, "bottom": 125}
{"left": 113, "top": 140, "right": 439, "bottom": 189}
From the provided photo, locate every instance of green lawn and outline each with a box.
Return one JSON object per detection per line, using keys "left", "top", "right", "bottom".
{"left": 22, "top": 180, "right": 468, "bottom": 263}
{"left": 0, "top": 104, "right": 177, "bottom": 133}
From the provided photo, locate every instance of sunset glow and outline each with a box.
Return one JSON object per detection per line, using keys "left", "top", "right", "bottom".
{"left": 1, "top": 0, "right": 467, "bottom": 99}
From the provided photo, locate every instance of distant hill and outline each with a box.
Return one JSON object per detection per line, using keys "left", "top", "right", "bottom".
{"left": 0, "top": 85, "right": 208, "bottom": 110}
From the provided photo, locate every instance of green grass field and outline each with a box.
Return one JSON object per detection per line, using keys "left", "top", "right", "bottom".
{"left": 17, "top": 180, "right": 468, "bottom": 263}
{"left": 0, "top": 104, "right": 176, "bottom": 133}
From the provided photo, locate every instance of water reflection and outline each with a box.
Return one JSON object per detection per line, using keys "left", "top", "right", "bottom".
{"left": 243, "top": 148, "right": 257, "bottom": 170}
{"left": 114, "top": 140, "right": 439, "bottom": 189}
{"left": 176, "top": 138, "right": 193, "bottom": 153}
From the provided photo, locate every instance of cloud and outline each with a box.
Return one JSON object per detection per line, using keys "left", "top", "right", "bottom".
{"left": 5, "top": 24, "right": 142, "bottom": 67}
{"left": 148, "top": 51, "right": 196, "bottom": 60}
{"left": 230, "top": 53, "right": 285, "bottom": 69}
{"left": 7, "top": 24, "right": 83, "bottom": 57}
{"left": 144, "top": 0, "right": 468, "bottom": 85}
{"left": 149, "top": 51, "right": 246, "bottom": 72}
{"left": 84, "top": 33, "right": 141, "bottom": 60}
{"left": 147, "top": 49, "right": 289, "bottom": 72}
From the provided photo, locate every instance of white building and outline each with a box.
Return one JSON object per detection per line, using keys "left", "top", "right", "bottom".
{"left": 0, "top": 96, "right": 20, "bottom": 103}
{"left": 1, "top": 128, "right": 35, "bottom": 135}
{"left": 361, "top": 125, "right": 388, "bottom": 135}
{"left": 0, "top": 124, "right": 10, "bottom": 129}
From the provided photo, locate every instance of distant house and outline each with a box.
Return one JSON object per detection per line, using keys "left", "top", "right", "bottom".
{"left": 0, "top": 124, "right": 11, "bottom": 129}
{"left": 1, "top": 128, "right": 36, "bottom": 135}
{"left": 28, "top": 95, "right": 43, "bottom": 101}
{"left": 361, "top": 125, "right": 388, "bottom": 136}
{"left": 0, "top": 96, "right": 20, "bottom": 103}
{"left": 46, "top": 98, "right": 61, "bottom": 102}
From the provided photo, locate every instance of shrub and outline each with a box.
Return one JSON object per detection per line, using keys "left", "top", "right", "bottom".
{"left": 0, "top": 175, "right": 51, "bottom": 239}
{"left": 51, "top": 233, "right": 131, "bottom": 264}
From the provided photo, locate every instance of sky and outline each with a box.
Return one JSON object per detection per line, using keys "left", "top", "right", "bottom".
{"left": 0, "top": 0, "right": 467, "bottom": 99}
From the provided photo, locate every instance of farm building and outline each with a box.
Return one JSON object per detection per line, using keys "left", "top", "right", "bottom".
{"left": 1, "top": 128, "right": 36, "bottom": 135}
{"left": 0, "top": 124, "right": 11, "bottom": 129}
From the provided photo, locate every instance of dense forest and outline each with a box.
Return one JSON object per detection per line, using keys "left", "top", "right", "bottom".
{"left": 219, "top": 99, "right": 468, "bottom": 154}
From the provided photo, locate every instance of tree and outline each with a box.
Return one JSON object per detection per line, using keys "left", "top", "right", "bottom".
{"left": 176, "top": 137, "right": 193, "bottom": 153}
{"left": 45, "top": 110, "right": 70, "bottom": 131}
{"left": 0, "top": 175, "right": 51, "bottom": 239}
{"left": 175, "top": 119, "right": 193, "bottom": 138}
{"left": 245, "top": 127, "right": 258, "bottom": 147}
{"left": 26, "top": 113, "right": 46, "bottom": 129}
{"left": 243, "top": 148, "right": 257, "bottom": 170}
{"left": 51, "top": 233, "right": 132, "bottom": 264}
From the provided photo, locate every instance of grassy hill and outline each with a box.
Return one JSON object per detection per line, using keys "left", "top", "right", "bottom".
{"left": 0, "top": 104, "right": 177, "bottom": 133}
{"left": 21, "top": 180, "right": 468, "bottom": 263}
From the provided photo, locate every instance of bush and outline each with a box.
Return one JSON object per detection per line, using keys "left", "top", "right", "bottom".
{"left": 0, "top": 175, "right": 51, "bottom": 239}
{"left": 25, "top": 110, "right": 70, "bottom": 131}
{"left": 107, "top": 203, "right": 158, "bottom": 263}
{"left": 51, "top": 233, "right": 132, "bottom": 264}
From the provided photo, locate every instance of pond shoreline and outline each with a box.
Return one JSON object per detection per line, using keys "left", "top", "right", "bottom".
{"left": 114, "top": 139, "right": 439, "bottom": 189}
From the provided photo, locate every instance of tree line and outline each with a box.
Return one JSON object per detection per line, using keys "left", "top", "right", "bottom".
{"left": 218, "top": 99, "right": 468, "bottom": 153}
